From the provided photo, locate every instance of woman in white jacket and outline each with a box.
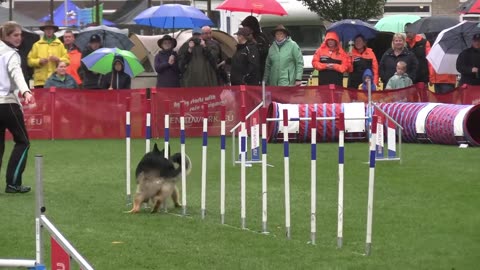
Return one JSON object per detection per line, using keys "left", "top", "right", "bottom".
{"left": 0, "top": 21, "right": 35, "bottom": 194}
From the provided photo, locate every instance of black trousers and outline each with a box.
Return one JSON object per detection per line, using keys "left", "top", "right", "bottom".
{"left": 0, "top": 103, "right": 30, "bottom": 187}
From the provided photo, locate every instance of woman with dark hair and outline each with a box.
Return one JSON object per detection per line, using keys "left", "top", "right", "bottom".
{"left": 348, "top": 35, "right": 379, "bottom": 89}
{"left": 241, "top": 16, "right": 271, "bottom": 78}
{"left": 0, "top": 21, "right": 35, "bottom": 193}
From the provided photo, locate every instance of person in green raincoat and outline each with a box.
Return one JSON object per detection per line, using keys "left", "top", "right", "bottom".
{"left": 263, "top": 25, "right": 303, "bottom": 86}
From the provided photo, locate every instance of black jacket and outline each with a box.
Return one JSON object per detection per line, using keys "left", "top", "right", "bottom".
{"left": 379, "top": 48, "right": 418, "bottom": 85}
{"left": 229, "top": 41, "right": 261, "bottom": 85}
{"left": 100, "top": 55, "right": 131, "bottom": 89}
{"left": 154, "top": 50, "right": 180, "bottom": 88}
{"left": 79, "top": 46, "right": 103, "bottom": 89}
{"left": 406, "top": 38, "right": 429, "bottom": 83}
{"left": 456, "top": 47, "right": 480, "bottom": 85}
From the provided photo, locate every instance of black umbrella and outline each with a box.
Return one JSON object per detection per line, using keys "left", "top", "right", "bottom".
{"left": 367, "top": 31, "right": 394, "bottom": 63}
{"left": 405, "top": 16, "right": 459, "bottom": 34}
{"left": 18, "top": 28, "right": 40, "bottom": 84}
{"left": 75, "top": 25, "right": 134, "bottom": 51}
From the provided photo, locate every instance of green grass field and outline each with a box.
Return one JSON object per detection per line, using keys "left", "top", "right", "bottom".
{"left": 1, "top": 138, "right": 479, "bottom": 270}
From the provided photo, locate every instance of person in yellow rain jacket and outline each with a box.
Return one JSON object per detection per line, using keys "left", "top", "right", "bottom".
{"left": 27, "top": 21, "right": 69, "bottom": 88}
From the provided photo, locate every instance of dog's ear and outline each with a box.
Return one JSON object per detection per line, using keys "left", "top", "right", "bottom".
{"left": 152, "top": 143, "right": 160, "bottom": 153}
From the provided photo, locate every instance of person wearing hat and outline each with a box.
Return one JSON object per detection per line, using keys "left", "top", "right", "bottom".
{"left": 27, "top": 21, "right": 69, "bottom": 88}
{"left": 456, "top": 33, "right": 480, "bottom": 86}
{"left": 177, "top": 27, "right": 219, "bottom": 87}
{"left": 154, "top": 35, "right": 180, "bottom": 88}
{"left": 229, "top": 27, "right": 261, "bottom": 86}
{"left": 78, "top": 34, "right": 103, "bottom": 89}
{"left": 263, "top": 24, "right": 303, "bottom": 86}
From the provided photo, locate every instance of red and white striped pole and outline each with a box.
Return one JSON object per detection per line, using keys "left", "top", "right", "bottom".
{"left": 366, "top": 115, "right": 378, "bottom": 255}
{"left": 201, "top": 103, "right": 208, "bottom": 219}
{"left": 310, "top": 111, "right": 317, "bottom": 244}
{"left": 220, "top": 106, "right": 226, "bottom": 224}
{"left": 337, "top": 112, "right": 345, "bottom": 248}
{"left": 283, "top": 109, "right": 291, "bottom": 239}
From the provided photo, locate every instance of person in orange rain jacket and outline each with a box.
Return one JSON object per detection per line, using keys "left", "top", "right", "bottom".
{"left": 405, "top": 23, "right": 431, "bottom": 84}
{"left": 347, "top": 34, "right": 379, "bottom": 89}
{"left": 62, "top": 30, "right": 82, "bottom": 87}
{"left": 429, "top": 65, "right": 457, "bottom": 94}
{"left": 312, "top": 31, "right": 350, "bottom": 87}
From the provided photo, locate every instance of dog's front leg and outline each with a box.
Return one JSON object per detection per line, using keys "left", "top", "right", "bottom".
{"left": 171, "top": 186, "right": 181, "bottom": 208}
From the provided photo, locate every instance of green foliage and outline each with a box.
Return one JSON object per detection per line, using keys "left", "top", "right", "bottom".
{"left": 301, "top": 0, "right": 386, "bottom": 22}
{"left": 1, "top": 139, "right": 479, "bottom": 269}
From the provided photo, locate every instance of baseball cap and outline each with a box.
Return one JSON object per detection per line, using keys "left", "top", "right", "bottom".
{"left": 89, "top": 34, "right": 101, "bottom": 43}
{"left": 234, "top": 27, "right": 252, "bottom": 37}
{"left": 473, "top": 33, "right": 480, "bottom": 41}
{"left": 192, "top": 27, "right": 202, "bottom": 35}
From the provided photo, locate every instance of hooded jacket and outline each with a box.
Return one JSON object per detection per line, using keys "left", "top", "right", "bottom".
{"left": 348, "top": 46, "right": 378, "bottom": 89}
{"left": 263, "top": 37, "right": 303, "bottom": 86}
{"left": 100, "top": 55, "right": 131, "bottom": 89}
{"left": 241, "top": 16, "right": 272, "bottom": 78}
{"left": 230, "top": 40, "right": 261, "bottom": 85}
{"left": 312, "top": 32, "right": 350, "bottom": 86}
{"left": 385, "top": 72, "right": 413, "bottom": 90}
{"left": 44, "top": 72, "right": 78, "bottom": 89}
{"left": 360, "top": 69, "right": 377, "bottom": 91}
{"left": 27, "top": 36, "right": 69, "bottom": 87}
{"left": 379, "top": 48, "right": 418, "bottom": 85}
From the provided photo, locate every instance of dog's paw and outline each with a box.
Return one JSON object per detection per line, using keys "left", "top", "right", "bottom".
{"left": 125, "top": 209, "right": 139, "bottom": 214}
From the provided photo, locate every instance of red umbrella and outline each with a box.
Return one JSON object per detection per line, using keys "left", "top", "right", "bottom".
{"left": 458, "top": 0, "right": 480, "bottom": 14}
{"left": 216, "top": 0, "right": 288, "bottom": 16}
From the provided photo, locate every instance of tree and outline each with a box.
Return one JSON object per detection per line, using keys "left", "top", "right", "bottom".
{"left": 300, "top": 0, "right": 386, "bottom": 22}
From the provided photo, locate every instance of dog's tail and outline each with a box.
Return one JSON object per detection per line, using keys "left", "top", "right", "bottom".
{"left": 170, "top": 153, "right": 192, "bottom": 178}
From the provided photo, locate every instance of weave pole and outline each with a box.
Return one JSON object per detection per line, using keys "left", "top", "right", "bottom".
{"left": 366, "top": 115, "right": 378, "bottom": 255}
{"left": 164, "top": 100, "right": 170, "bottom": 158}
{"left": 261, "top": 107, "right": 268, "bottom": 233}
{"left": 240, "top": 106, "right": 247, "bottom": 229}
{"left": 180, "top": 102, "right": 187, "bottom": 215}
{"left": 145, "top": 89, "right": 152, "bottom": 153}
{"left": 283, "top": 109, "right": 291, "bottom": 239}
{"left": 201, "top": 103, "right": 208, "bottom": 219}
{"left": 220, "top": 106, "right": 226, "bottom": 224}
{"left": 125, "top": 97, "right": 132, "bottom": 205}
{"left": 310, "top": 111, "right": 317, "bottom": 245}
{"left": 337, "top": 112, "right": 345, "bottom": 248}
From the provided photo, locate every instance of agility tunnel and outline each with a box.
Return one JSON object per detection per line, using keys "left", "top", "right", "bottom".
{"left": 267, "top": 102, "right": 480, "bottom": 146}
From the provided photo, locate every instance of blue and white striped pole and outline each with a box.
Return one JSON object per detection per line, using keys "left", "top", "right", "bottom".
{"left": 180, "top": 102, "right": 187, "bottom": 216}
{"left": 337, "top": 112, "right": 345, "bottom": 248}
{"left": 261, "top": 107, "right": 268, "bottom": 233}
{"left": 125, "top": 97, "right": 131, "bottom": 205}
{"left": 164, "top": 100, "right": 170, "bottom": 158}
{"left": 310, "top": 111, "right": 317, "bottom": 245}
{"left": 283, "top": 109, "right": 291, "bottom": 239}
{"left": 145, "top": 89, "right": 151, "bottom": 154}
{"left": 201, "top": 103, "right": 208, "bottom": 219}
{"left": 240, "top": 106, "right": 247, "bottom": 229}
{"left": 366, "top": 115, "right": 378, "bottom": 256}
{"left": 220, "top": 106, "right": 226, "bottom": 224}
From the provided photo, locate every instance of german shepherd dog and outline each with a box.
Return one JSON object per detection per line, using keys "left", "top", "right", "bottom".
{"left": 128, "top": 143, "right": 191, "bottom": 213}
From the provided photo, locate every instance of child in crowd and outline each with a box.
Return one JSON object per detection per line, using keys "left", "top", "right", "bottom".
{"left": 385, "top": 61, "right": 413, "bottom": 90}
{"left": 360, "top": 68, "right": 377, "bottom": 91}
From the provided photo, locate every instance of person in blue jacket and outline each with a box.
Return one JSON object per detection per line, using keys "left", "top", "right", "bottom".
{"left": 44, "top": 61, "right": 79, "bottom": 88}
{"left": 360, "top": 68, "right": 377, "bottom": 91}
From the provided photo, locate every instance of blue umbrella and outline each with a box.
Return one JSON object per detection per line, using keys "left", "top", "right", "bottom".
{"left": 327, "top": 19, "right": 378, "bottom": 42}
{"left": 133, "top": 4, "right": 214, "bottom": 29}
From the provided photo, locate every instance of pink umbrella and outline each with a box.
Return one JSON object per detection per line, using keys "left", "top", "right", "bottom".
{"left": 216, "top": 0, "right": 287, "bottom": 16}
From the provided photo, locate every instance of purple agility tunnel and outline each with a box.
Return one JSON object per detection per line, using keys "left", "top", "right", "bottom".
{"left": 376, "top": 103, "right": 480, "bottom": 146}
{"left": 267, "top": 102, "right": 480, "bottom": 146}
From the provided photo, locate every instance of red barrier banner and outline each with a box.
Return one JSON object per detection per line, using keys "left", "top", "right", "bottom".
{"left": 51, "top": 237, "right": 70, "bottom": 270}
{"left": 19, "top": 85, "right": 480, "bottom": 140}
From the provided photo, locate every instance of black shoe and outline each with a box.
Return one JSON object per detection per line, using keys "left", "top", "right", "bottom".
{"left": 5, "top": 185, "right": 31, "bottom": 194}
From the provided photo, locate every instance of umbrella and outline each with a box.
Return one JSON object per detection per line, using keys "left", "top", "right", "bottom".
{"left": 75, "top": 25, "right": 133, "bottom": 51}
{"left": 326, "top": 19, "right": 378, "bottom": 42}
{"left": 405, "top": 16, "right": 459, "bottom": 34}
{"left": 134, "top": 4, "right": 214, "bottom": 29}
{"left": 458, "top": 0, "right": 480, "bottom": 14}
{"left": 427, "top": 21, "right": 480, "bottom": 74}
{"left": 216, "top": 0, "right": 288, "bottom": 16}
{"left": 81, "top": 47, "right": 145, "bottom": 77}
{"left": 374, "top": 15, "right": 421, "bottom": 33}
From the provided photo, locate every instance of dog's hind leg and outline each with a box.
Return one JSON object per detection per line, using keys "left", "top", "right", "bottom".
{"left": 127, "top": 194, "right": 144, "bottom": 213}
{"left": 171, "top": 186, "right": 181, "bottom": 208}
{"left": 152, "top": 196, "right": 163, "bottom": 213}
